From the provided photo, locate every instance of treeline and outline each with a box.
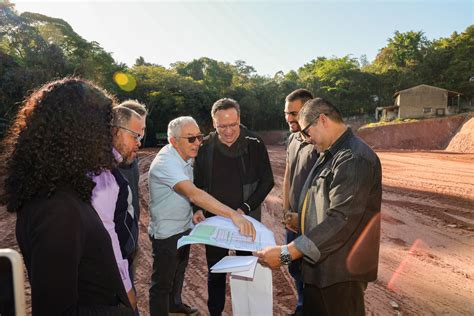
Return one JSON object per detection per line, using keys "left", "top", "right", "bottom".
{"left": 1, "top": 1, "right": 473, "bottom": 145}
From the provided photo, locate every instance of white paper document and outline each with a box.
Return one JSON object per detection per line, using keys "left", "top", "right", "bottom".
{"left": 211, "top": 256, "right": 258, "bottom": 278}
{"left": 177, "top": 215, "right": 275, "bottom": 251}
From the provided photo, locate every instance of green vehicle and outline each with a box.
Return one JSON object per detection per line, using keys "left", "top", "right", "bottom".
{"left": 155, "top": 132, "right": 168, "bottom": 147}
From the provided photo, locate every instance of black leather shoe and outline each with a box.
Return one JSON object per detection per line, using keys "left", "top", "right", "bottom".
{"left": 169, "top": 303, "right": 199, "bottom": 315}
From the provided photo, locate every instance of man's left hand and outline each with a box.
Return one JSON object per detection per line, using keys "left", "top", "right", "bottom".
{"left": 253, "top": 246, "right": 282, "bottom": 270}
{"left": 284, "top": 212, "right": 299, "bottom": 233}
{"left": 193, "top": 210, "right": 206, "bottom": 224}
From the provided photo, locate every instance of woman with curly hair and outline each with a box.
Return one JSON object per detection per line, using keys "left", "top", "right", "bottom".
{"left": 2, "top": 78, "right": 134, "bottom": 315}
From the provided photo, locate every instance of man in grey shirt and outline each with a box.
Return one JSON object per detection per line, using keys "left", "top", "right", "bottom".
{"left": 255, "top": 98, "right": 382, "bottom": 316}
{"left": 282, "top": 89, "right": 317, "bottom": 316}
{"left": 148, "top": 116, "right": 255, "bottom": 316}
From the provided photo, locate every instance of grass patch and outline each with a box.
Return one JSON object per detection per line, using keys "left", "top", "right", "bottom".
{"left": 361, "top": 118, "right": 419, "bottom": 129}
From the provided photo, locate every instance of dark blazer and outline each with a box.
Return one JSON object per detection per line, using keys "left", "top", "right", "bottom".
{"left": 286, "top": 132, "right": 318, "bottom": 213}
{"left": 295, "top": 128, "right": 382, "bottom": 288}
{"left": 194, "top": 126, "right": 274, "bottom": 221}
{"left": 118, "top": 159, "right": 140, "bottom": 221}
{"left": 16, "top": 189, "right": 133, "bottom": 316}
{"left": 112, "top": 168, "right": 139, "bottom": 264}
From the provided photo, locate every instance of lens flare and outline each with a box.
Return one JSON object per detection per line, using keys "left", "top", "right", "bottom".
{"left": 346, "top": 213, "right": 381, "bottom": 275}
{"left": 387, "top": 239, "right": 425, "bottom": 291}
{"left": 113, "top": 72, "right": 137, "bottom": 92}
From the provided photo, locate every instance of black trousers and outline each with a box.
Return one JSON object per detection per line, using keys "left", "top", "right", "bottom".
{"left": 149, "top": 230, "right": 190, "bottom": 316}
{"left": 205, "top": 245, "right": 251, "bottom": 316}
{"left": 303, "top": 281, "right": 367, "bottom": 316}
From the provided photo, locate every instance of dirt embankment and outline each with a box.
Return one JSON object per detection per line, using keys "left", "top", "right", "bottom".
{"left": 357, "top": 114, "right": 471, "bottom": 151}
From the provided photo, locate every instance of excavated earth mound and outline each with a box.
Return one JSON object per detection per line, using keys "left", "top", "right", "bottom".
{"left": 446, "top": 116, "right": 474, "bottom": 153}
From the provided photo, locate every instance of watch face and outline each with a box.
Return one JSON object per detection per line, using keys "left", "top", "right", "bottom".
{"left": 280, "top": 246, "right": 292, "bottom": 265}
{"left": 280, "top": 253, "right": 292, "bottom": 265}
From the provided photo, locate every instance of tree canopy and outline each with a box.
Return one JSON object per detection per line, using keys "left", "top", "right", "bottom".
{"left": 1, "top": 2, "right": 473, "bottom": 142}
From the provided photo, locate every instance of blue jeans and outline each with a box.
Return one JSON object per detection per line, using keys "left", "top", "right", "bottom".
{"left": 149, "top": 230, "right": 190, "bottom": 316}
{"left": 287, "top": 229, "right": 303, "bottom": 312}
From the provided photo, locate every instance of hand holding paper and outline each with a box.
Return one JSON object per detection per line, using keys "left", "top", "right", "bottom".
{"left": 253, "top": 246, "right": 282, "bottom": 269}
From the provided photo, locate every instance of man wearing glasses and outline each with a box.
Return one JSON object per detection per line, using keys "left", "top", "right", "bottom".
{"left": 148, "top": 116, "right": 256, "bottom": 316}
{"left": 193, "top": 98, "right": 274, "bottom": 316}
{"left": 115, "top": 101, "right": 148, "bottom": 282}
{"left": 281, "top": 89, "right": 317, "bottom": 316}
{"left": 91, "top": 104, "right": 147, "bottom": 312}
{"left": 255, "top": 98, "right": 382, "bottom": 316}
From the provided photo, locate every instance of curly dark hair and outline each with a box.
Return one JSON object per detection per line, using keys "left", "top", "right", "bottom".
{"left": 2, "top": 77, "right": 116, "bottom": 212}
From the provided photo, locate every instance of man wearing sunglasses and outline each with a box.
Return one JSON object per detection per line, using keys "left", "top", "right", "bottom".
{"left": 148, "top": 116, "right": 256, "bottom": 316}
{"left": 255, "top": 98, "right": 382, "bottom": 316}
{"left": 193, "top": 98, "right": 274, "bottom": 316}
{"left": 282, "top": 89, "right": 317, "bottom": 316}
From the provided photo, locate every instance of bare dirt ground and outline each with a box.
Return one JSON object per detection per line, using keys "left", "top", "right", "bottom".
{"left": 1, "top": 146, "right": 473, "bottom": 315}
{"left": 132, "top": 146, "right": 474, "bottom": 315}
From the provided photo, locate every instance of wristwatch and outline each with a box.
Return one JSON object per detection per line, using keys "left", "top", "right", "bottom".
{"left": 280, "top": 245, "right": 292, "bottom": 265}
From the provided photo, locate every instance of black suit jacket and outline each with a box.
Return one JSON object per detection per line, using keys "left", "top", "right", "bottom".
{"left": 295, "top": 129, "right": 382, "bottom": 287}
{"left": 16, "top": 189, "right": 133, "bottom": 316}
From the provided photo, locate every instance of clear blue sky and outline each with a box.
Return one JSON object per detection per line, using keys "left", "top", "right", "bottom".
{"left": 14, "top": 0, "right": 474, "bottom": 76}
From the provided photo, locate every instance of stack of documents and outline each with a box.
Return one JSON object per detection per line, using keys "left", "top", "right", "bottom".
{"left": 210, "top": 256, "right": 258, "bottom": 279}
{"left": 179, "top": 216, "right": 275, "bottom": 315}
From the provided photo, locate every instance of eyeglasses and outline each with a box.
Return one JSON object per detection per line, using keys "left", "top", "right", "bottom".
{"left": 177, "top": 134, "right": 204, "bottom": 144}
{"left": 113, "top": 125, "right": 143, "bottom": 142}
{"left": 215, "top": 122, "right": 239, "bottom": 130}
{"left": 284, "top": 111, "right": 299, "bottom": 117}
{"left": 300, "top": 114, "right": 320, "bottom": 138}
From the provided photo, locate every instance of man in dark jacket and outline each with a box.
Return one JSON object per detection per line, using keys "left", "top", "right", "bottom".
{"left": 255, "top": 98, "right": 382, "bottom": 316}
{"left": 282, "top": 88, "right": 317, "bottom": 316}
{"left": 107, "top": 102, "right": 146, "bottom": 310}
{"left": 193, "top": 98, "right": 274, "bottom": 316}
{"left": 115, "top": 100, "right": 148, "bottom": 280}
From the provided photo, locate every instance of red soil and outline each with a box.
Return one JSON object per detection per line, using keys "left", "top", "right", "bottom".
{"left": 132, "top": 146, "right": 474, "bottom": 315}
{"left": 1, "top": 117, "right": 473, "bottom": 314}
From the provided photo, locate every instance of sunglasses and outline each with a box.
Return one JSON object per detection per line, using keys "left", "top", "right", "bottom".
{"left": 300, "top": 114, "right": 320, "bottom": 138}
{"left": 114, "top": 125, "right": 143, "bottom": 142}
{"left": 177, "top": 134, "right": 204, "bottom": 143}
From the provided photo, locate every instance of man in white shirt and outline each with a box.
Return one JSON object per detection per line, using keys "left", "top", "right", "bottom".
{"left": 148, "top": 116, "right": 255, "bottom": 316}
